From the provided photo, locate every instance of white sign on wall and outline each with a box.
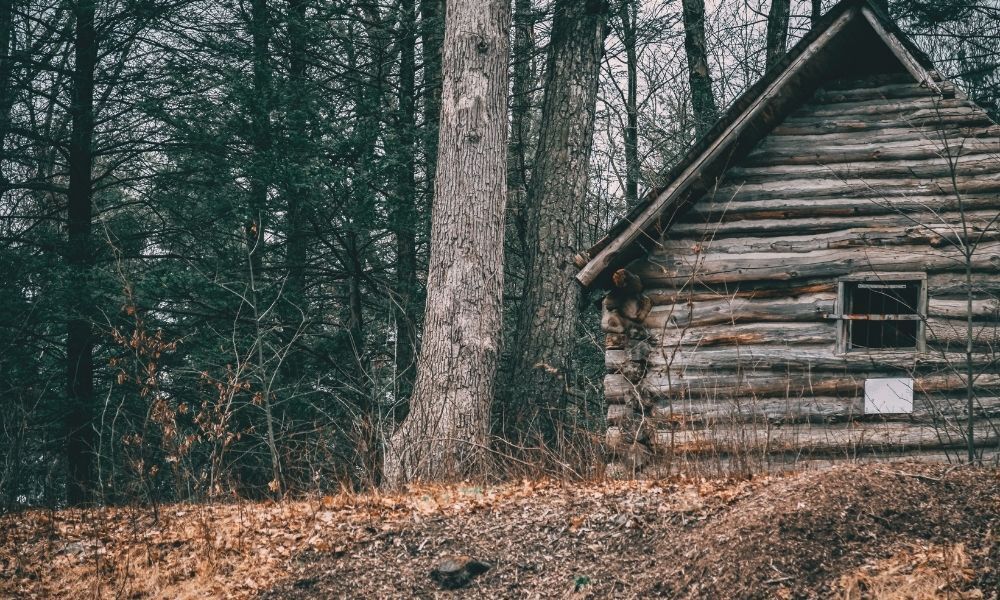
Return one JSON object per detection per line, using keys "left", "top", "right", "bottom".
{"left": 864, "top": 378, "right": 914, "bottom": 414}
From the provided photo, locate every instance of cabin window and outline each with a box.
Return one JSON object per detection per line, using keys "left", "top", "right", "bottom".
{"left": 836, "top": 274, "right": 926, "bottom": 353}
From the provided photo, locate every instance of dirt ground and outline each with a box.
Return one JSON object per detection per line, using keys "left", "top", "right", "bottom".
{"left": 2, "top": 463, "right": 997, "bottom": 599}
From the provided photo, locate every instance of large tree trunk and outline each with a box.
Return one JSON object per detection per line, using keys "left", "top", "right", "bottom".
{"left": 66, "top": 0, "right": 98, "bottom": 506}
{"left": 498, "top": 0, "right": 535, "bottom": 438}
{"left": 342, "top": 232, "right": 374, "bottom": 482}
{"left": 247, "top": 0, "right": 282, "bottom": 495}
{"left": 680, "top": 0, "right": 717, "bottom": 136}
{"left": 506, "top": 0, "right": 536, "bottom": 263}
{"left": 384, "top": 0, "right": 511, "bottom": 485}
{"left": 503, "top": 0, "right": 607, "bottom": 450}
{"left": 618, "top": 0, "right": 639, "bottom": 207}
{"left": 765, "top": 0, "right": 791, "bottom": 70}
{"left": 278, "top": 0, "right": 312, "bottom": 406}
{"left": 392, "top": 0, "right": 419, "bottom": 399}
{"left": 0, "top": 0, "right": 16, "bottom": 177}
{"left": 247, "top": 0, "right": 272, "bottom": 277}
{"left": 420, "top": 0, "right": 445, "bottom": 220}
{"left": 340, "top": 4, "right": 386, "bottom": 483}
{"left": 284, "top": 0, "right": 309, "bottom": 312}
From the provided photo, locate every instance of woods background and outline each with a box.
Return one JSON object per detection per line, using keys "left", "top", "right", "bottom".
{"left": 1, "top": 0, "right": 998, "bottom": 507}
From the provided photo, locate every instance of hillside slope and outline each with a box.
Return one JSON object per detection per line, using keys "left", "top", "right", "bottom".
{"left": 2, "top": 463, "right": 997, "bottom": 599}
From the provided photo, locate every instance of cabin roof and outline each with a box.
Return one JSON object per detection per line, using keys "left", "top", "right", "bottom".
{"left": 575, "top": 0, "right": 944, "bottom": 289}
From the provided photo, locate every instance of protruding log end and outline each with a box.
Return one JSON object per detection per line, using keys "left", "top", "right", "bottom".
{"left": 612, "top": 268, "right": 643, "bottom": 293}
{"left": 573, "top": 251, "right": 591, "bottom": 270}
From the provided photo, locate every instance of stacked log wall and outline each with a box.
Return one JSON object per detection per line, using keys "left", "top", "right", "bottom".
{"left": 604, "top": 75, "right": 1000, "bottom": 472}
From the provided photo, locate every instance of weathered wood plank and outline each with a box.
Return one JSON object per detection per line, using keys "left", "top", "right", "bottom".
{"left": 628, "top": 318, "right": 1000, "bottom": 349}
{"left": 642, "top": 293, "right": 835, "bottom": 328}
{"left": 927, "top": 298, "right": 1000, "bottom": 319}
{"left": 635, "top": 273, "right": 1000, "bottom": 304}
{"left": 670, "top": 209, "right": 1000, "bottom": 238}
{"left": 606, "top": 346, "right": 1000, "bottom": 372}
{"left": 772, "top": 107, "right": 991, "bottom": 136}
{"left": 605, "top": 420, "right": 1000, "bottom": 455}
{"left": 661, "top": 223, "right": 1000, "bottom": 255}
{"left": 925, "top": 318, "right": 1000, "bottom": 349}
{"left": 639, "top": 294, "right": 998, "bottom": 327}
{"left": 790, "top": 96, "right": 972, "bottom": 119}
{"left": 927, "top": 273, "right": 1000, "bottom": 300}
{"left": 624, "top": 447, "right": 1000, "bottom": 476}
{"left": 811, "top": 82, "right": 934, "bottom": 104}
{"left": 606, "top": 395, "right": 1000, "bottom": 427}
{"left": 605, "top": 371, "right": 1000, "bottom": 401}
{"left": 642, "top": 281, "right": 838, "bottom": 303}
{"left": 774, "top": 105, "right": 992, "bottom": 130}
{"left": 632, "top": 242, "right": 1000, "bottom": 287}
{"left": 645, "top": 419, "right": 1000, "bottom": 454}
{"left": 724, "top": 154, "right": 1000, "bottom": 185}
{"left": 646, "top": 321, "right": 835, "bottom": 348}
{"left": 707, "top": 172, "right": 1000, "bottom": 204}
{"left": 680, "top": 196, "right": 1000, "bottom": 225}
{"left": 820, "top": 73, "right": 920, "bottom": 91}
{"left": 760, "top": 124, "right": 1000, "bottom": 146}
{"left": 744, "top": 138, "right": 1000, "bottom": 167}
{"left": 741, "top": 146, "right": 992, "bottom": 171}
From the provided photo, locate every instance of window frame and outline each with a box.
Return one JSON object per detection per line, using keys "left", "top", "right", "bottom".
{"left": 833, "top": 272, "right": 928, "bottom": 355}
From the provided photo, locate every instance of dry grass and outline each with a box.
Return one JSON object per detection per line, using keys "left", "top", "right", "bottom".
{"left": 837, "top": 544, "right": 984, "bottom": 600}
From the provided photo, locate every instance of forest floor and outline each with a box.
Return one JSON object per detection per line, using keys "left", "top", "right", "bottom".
{"left": 1, "top": 462, "right": 997, "bottom": 599}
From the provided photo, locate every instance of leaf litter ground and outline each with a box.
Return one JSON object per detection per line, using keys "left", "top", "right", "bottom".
{"left": 2, "top": 463, "right": 997, "bottom": 599}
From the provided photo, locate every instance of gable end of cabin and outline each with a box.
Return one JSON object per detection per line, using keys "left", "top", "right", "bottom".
{"left": 592, "top": 3, "right": 1000, "bottom": 475}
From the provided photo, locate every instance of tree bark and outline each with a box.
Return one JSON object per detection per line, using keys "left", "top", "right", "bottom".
{"left": 343, "top": 232, "right": 370, "bottom": 477}
{"left": 384, "top": 0, "right": 511, "bottom": 485}
{"left": 765, "top": 0, "right": 791, "bottom": 70}
{"left": 507, "top": 0, "right": 535, "bottom": 260}
{"left": 680, "top": 0, "right": 717, "bottom": 136}
{"left": 342, "top": 3, "right": 387, "bottom": 482}
{"left": 0, "top": 0, "right": 16, "bottom": 185}
{"left": 618, "top": 0, "right": 639, "bottom": 207}
{"left": 393, "top": 0, "right": 419, "bottom": 399}
{"left": 66, "top": 0, "right": 98, "bottom": 506}
{"left": 247, "top": 0, "right": 272, "bottom": 277}
{"left": 248, "top": 0, "right": 282, "bottom": 495}
{"left": 409, "top": 0, "right": 444, "bottom": 400}
{"left": 420, "top": 0, "right": 445, "bottom": 216}
{"left": 503, "top": 0, "right": 608, "bottom": 449}
{"left": 284, "top": 0, "right": 309, "bottom": 312}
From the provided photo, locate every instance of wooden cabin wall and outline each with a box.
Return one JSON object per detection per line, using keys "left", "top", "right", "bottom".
{"left": 603, "top": 74, "right": 1000, "bottom": 472}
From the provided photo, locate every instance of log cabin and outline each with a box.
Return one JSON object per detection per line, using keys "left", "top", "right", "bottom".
{"left": 576, "top": 0, "right": 1000, "bottom": 474}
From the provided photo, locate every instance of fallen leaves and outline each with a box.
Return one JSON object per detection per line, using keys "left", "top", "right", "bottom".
{"left": 1, "top": 465, "right": 996, "bottom": 599}
{"left": 0, "top": 478, "right": 687, "bottom": 599}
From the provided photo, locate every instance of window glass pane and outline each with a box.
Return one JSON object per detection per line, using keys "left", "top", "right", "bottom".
{"left": 850, "top": 319, "right": 918, "bottom": 349}
{"left": 844, "top": 279, "right": 922, "bottom": 350}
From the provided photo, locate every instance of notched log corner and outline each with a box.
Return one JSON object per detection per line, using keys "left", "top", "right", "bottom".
{"left": 602, "top": 268, "right": 653, "bottom": 336}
